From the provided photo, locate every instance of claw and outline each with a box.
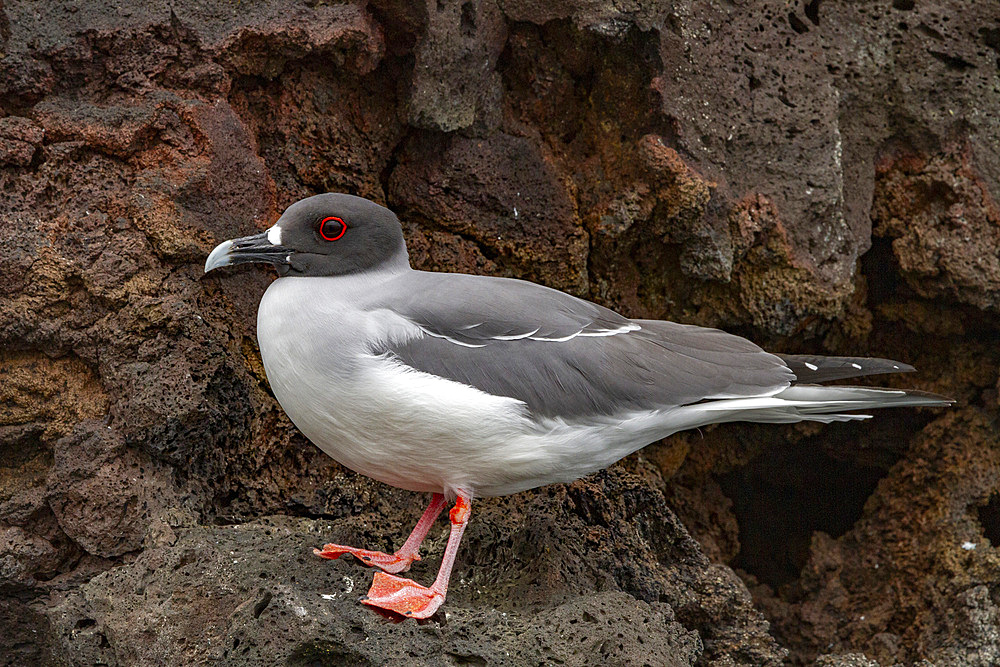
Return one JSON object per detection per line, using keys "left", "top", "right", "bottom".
{"left": 312, "top": 544, "right": 418, "bottom": 574}
{"left": 361, "top": 571, "right": 445, "bottom": 619}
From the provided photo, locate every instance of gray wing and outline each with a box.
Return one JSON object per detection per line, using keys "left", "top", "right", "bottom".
{"left": 371, "top": 271, "right": 795, "bottom": 419}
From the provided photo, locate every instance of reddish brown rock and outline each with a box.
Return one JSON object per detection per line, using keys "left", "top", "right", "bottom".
{"left": 389, "top": 132, "right": 590, "bottom": 294}
{"left": 47, "top": 423, "right": 179, "bottom": 559}
{"left": 0, "top": 116, "right": 43, "bottom": 166}
{"left": 747, "top": 410, "right": 1000, "bottom": 665}
{"left": 874, "top": 145, "right": 1000, "bottom": 312}
{"left": 407, "top": 0, "right": 507, "bottom": 132}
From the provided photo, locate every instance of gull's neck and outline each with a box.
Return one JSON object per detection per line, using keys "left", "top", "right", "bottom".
{"left": 335, "top": 244, "right": 412, "bottom": 281}
{"left": 381, "top": 246, "right": 413, "bottom": 275}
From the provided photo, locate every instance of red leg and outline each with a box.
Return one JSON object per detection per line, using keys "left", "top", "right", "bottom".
{"left": 362, "top": 492, "right": 471, "bottom": 619}
{"left": 313, "top": 493, "right": 445, "bottom": 574}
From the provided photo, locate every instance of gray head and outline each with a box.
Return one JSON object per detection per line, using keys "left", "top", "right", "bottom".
{"left": 204, "top": 193, "right": 410, "bottom": 277}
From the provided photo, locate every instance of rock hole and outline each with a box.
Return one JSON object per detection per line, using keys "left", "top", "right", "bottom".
{"left": 978, "top": 494, "right": 1000, "bottom": 547}
{"left": 892, "top": 0, "right": 915, "bottom": 9}
{"left": 981, "top": 27, "right": 1000, "bottom": 68}
{"left": 861, "top": 238, "right": 902, "bottom": 304}
{"left": 981, "top": 27, "right": 1000, "bottom": 54}
{"left": 460, "top": 2, "right": 476, "bottom": 34}
{"left": 788, "top": 12, "right": 809, "bottom": 34}
{"left": 804, "top": 0, "right": 821, "bottom": 25}
{"left": 74, "top": 618, "right": 96, "bottom": 630}
{"left": 253, "top": 591, "right": 273, "bottom": 619}
{"left": 916, "top": 23, "right": 945, "bottom": 41}
{"left": 720, "top": 439, "right": 890, "bottom": 590}
{"left": 928, "top": 50, "right": 976, "bottom": 71}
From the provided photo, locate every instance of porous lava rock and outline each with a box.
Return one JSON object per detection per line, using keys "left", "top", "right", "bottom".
{"left": 2, "top": 0, "right": 998, "bottom": 665}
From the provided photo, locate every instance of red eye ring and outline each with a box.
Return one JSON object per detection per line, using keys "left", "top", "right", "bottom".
{"left": 318, "top": 216, "right": 347, "bottom": 241}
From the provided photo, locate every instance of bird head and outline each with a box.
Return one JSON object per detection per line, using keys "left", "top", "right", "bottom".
{"left": 204, "top": 193, "right": 409, "bottom": 277}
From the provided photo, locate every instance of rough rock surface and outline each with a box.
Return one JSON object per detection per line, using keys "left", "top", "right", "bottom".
{"left": 1, "top": 0, "right": 998, "bottom": 665}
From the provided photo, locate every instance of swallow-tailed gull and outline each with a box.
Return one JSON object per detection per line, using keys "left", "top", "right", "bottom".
{"left": 204, "top": 193, "right": 950, "bottom": 618}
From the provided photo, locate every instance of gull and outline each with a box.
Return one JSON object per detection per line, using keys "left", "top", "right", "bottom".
{"left": 205, "top": 193, "right": 950, "bottom": 618}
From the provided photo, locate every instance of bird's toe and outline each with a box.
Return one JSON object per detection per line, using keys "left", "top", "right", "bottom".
{"left": 361, "top": 571, "right": 445, "bottom": 619}
{"left": 313, "top": 544, "right": 417, "bottom": 573}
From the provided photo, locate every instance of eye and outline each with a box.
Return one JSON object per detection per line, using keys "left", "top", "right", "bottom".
{"left": 318, "top": 216, "right": 347, "bottom": 241}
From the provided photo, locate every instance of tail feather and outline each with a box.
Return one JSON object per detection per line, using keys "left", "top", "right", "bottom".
{"left": 692, "top": 384, "right": 952, "bottom": 426}
{"left": 774, "top": 384, "right": 952, "bottom": 410}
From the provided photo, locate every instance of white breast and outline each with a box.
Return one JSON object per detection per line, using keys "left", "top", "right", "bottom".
{"left": 256, "top": 276, "right": 539, "bottom": 496}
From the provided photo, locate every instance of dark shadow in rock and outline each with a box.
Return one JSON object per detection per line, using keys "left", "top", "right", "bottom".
{"left": 977, "top": 493, "right": 1000, "bottom": 548}
{"left": 287, "top": 640, "right": 374, "bottom": 667}
{"left": 720, "top": 438, "right": 890, "bottom": 591}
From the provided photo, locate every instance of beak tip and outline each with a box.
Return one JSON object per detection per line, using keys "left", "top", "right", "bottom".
{"left": 204, "top": 240, "right": 234, "bottom": 273}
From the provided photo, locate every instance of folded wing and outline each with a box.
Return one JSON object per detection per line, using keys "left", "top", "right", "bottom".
{"left": 372, "top": 272, "right": 796, "bottom": 419}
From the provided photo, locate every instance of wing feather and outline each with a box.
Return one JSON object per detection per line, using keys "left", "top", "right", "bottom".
{"left": 371, "top": 272, "right": 794, "bottom": 418}
{"left": 778, "top": 354, "right": 914, "bottom": 384}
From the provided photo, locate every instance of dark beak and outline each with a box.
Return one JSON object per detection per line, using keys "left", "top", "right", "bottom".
{"left": 204, "top": 231, "right": 291, "bottom": 273}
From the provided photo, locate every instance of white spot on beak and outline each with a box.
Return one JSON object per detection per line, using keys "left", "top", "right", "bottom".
{"left": 267, "top": 226, "right": 283, "bottom": 246}
{"left": 851, "top": 363, "right": 863, "bottom": 369}
{"left": 804, "top": 362, "right": 818, "bottom": 371}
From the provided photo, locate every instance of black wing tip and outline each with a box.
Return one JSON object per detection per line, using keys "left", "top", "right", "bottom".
{"left": 882, "top": 358, "right": 916, "bottom": 374}
{"left": 837, "top": 356, "right": 918, "bottom": 374}
{"left": 778, "top": 354, "right": 920, "bottom": 385}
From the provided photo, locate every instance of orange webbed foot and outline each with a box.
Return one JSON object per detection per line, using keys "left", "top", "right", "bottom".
{"left": 360, "top": 571, "right": 445, "bottom": 619}
{"left": 312, "top": 544, "right": 418, "bottom": 574}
